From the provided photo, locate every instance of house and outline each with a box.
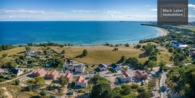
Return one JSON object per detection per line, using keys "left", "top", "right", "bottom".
{"left": 63, "top": 63, "right": 85, "bottom": 73}
{"left": 135, "top": 70, "right": 148, "bottom": 80}
{"left": 118, "top": 71, "right": 131, "bottom": 83}
{"left": 171, "top": 41, "right": 188, "bottom": 49}
{"left": 0, "top": 69, "right": 4, "bottom": 74}
{"left": 33, "top": 68, "right": 45, "bottom": 77}
{"left": 9, "top": 68, "right": 23, "bottom": 76}
{"left": 45, "top": 70, "right": 58, "bottom": 79}
{"left": 110, "top": 64, "right": 120, "bottom": 72}
{"left": 75, "top": 64, "right": 85, "bottom": 73}
{"left": 64, "top": 72, "right": 72, "bottom": 82}
{"left": 190, "top": 48, "right": 195, "bottom": 57}
{"left": 98, "top": 64, "right": 107, "bottom": 71}
{"left": 75, "top": 76, "right": 88, "bottom": 88}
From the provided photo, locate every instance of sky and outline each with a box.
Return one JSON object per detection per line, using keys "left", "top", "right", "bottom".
{"left": 0, "top": 0, "right": 195, "bottom": 21}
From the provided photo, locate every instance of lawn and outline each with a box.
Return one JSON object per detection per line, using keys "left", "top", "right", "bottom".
{"left": 50, "top": 44, "right": 173, "bottom": 65}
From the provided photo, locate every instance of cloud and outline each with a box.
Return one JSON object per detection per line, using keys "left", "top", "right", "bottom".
{"left": 189, "top": 15, "right": 195, "bottom": 18}
{"left": 188, "top": 4, "right": 195, "bottom": 10}
{"left": 150, "top": 9, "right": 157, "bottom": 11}
{"left": 72, "top": 10, "right": 90, "bottom": 13}
{"left": 127, "top": 15, "right": 157, "bottom": 20}
{"left": 188, "top": 4, "right": 195, "bottom": 8}
{"left": 72, "top": 10, "right": 99, "bottom": 13}
{"left": 0, "top": 9, "right": 66, "bottom": 14}
{"left": 104, "top": 10, "right": 121, "bottom": 14}
{"left": 146, "top": 5, "right": 150, "bottom": 7}
{"left": 109, "top": 14, "right": 114, "bottom": 18}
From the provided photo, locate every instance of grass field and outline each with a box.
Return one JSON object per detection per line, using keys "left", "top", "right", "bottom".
{"left": 50, "top": 44, "right": 173, "bottom": 65}
{"left": 0, "top": 44, "right": 173, "bottom": 67}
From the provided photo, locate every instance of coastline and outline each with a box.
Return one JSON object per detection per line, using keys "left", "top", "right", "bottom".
{"left": 154, "top": 27, "right": 169, "bottom": 36}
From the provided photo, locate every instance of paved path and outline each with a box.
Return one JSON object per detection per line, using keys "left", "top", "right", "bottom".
{"left": 160, "top": 72, "right": 168, "bottom": 98}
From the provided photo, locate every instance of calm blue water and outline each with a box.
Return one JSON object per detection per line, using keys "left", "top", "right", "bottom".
{"left": 0, "top": 21, "right": 159, "bottom": 46}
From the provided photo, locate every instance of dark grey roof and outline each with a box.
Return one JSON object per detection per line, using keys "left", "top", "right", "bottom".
{"left": 98, "top": 64, "right": 107, "bottom": 68}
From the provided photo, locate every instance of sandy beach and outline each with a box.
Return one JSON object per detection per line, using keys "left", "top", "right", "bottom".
{"left": 154, "top": 27, "right": 169, "bottom": 36}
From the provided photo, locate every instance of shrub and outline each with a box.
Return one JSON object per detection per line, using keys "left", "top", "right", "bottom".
{"left": 15, "top": 79, "right": 20, "bottom": 85}
{"left": 40, "top": 90, "right": 46, "bottom": 96}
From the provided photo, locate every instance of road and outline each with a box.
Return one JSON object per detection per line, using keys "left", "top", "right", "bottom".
{"left": 160, "top": 72, "right": 168, "bottom": 98}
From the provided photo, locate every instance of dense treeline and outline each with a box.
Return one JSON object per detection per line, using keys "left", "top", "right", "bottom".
{"left": 166, "top": 65, "right": 195, "bottom": 98}
{"left": 125, "top": 43, "right": 160, "bottom": 70}
{"left": 17, "top": 42, "right": 74, "bottom": 47}
{"left": 0, "top": 44, "right": 14, "bottom": 51}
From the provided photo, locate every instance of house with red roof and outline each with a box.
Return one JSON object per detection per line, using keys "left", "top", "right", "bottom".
{"left": 118, "top": 71, "right": 131, "bottom": 82}
{"left": 33, "top": 68, "right": 45, "bottom": 77}
{"left": 75, "top": 76, "right": 88, "bottom": 88}
{"left": 135, "top": 70, "right": 148, "bottom": 80}
{"left": 64, "top": 72, "right": 72, "bottom": 82}
{"left": 45, "top": 70, "right": 58, "bottom": 79}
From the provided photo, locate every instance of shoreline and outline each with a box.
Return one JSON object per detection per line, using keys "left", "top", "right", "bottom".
{"left": 154, "top": 27, "right": 169, "bottom": 36}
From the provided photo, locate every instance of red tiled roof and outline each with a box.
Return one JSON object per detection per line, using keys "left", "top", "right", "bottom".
{"left": 37, "top": 68, "right": 44, "bottom": 74}
{"left": 65, "top": 72, "right": 72, "bottom": 79}
{"left": 123, "top": 72, "right": 130, "bottom": 77}
{"left": 82, "top": 80, "right": 87, "bottom": 83}
{"left": 136, "top": 70, "right": 142, "bottom": 76}
{"left": 76, "top": 76, "right": 84, "bottom": 82}
{"left": 33, "top": 70, "right": 37, "bottom": 74}
{"left": 46, "top": 72, "right": 51, "bottom": 76}
{"left": 50, "top": 70, "right": 57, "bottom": 75}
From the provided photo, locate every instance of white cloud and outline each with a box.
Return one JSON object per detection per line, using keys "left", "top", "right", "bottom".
{"left": 72, "top": 10, "right": 90, "bottom": 13}
{"left": 72, "top": 10, "right": 99, "bottom": 13}
{"left": 150, "top": 9, "right": 157, "bottom": 11}
{"left": 0, "top": 9, "right": 66, "bottom": 14}
{"left": 127, "top": 15, "right": 157, "bottom": 20}
{"left": 109, "top": 14, "right": 114, "bottom": 18}
{"left": 104, "top": 10, "right": 121, "bottom": 14}
{"left": 189, "top": 15, "right": 195, "bottom": 18}
{"left": 146, "top": 5, "right": 150, "bottom": 7}
{"left": 188, "top": 4, "right": 195, "bottom": 8}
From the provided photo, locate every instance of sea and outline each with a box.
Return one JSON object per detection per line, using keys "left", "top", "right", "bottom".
{"left": 0, "top": 21, "right": 160, "bottom": 46}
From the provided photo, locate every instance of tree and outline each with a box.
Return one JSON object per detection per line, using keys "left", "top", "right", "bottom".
{"left": 143, "top": 43, "right": 156, "bottom": 55}
{"left": 59, "top": 75, "right": 68, "bottom": 87}
{"left": 15, "top": 79, "right": 20, "bottom": 85}
{"left": 34, "top": 76, "right": 45, "bottom": 87}
{"left": 91, "top": 83, "right": 111, "bottom": 98}
{"left": 120, "top": 84, "right": 131, "bottom": 95}
{"left": 27, "top": 84, "right": 32, "bottom": 91}
{"left": 82, "top": 49, "right": 88, "bottom": 57}
{"left": 137, "top": 91, "right": 150, "bottom": 98}
{"left": 111, "top": 87, "right": 122, "bottom": 98}
{"left": 159, "top": 60, "right": 165, "bottom": 72}
{"left": 25, "top": 46, "right": 31, "bottom": 52}
{"left": 147, "top": 60, "right": 156, "bottom": 70}
{"left": 7, "top": 61, "right": 17, "bottom": 68}
{"left": 2, "top": 54, "right": 7, "bottom": 58}
{"left": 118, "top": 55, "right": 126, "bottom": 63}
{"left": 61, "top": 50, "right": 65, "bottom": 54}
{"left": 40, "top": 90, "right": 46, "bottom": 96}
